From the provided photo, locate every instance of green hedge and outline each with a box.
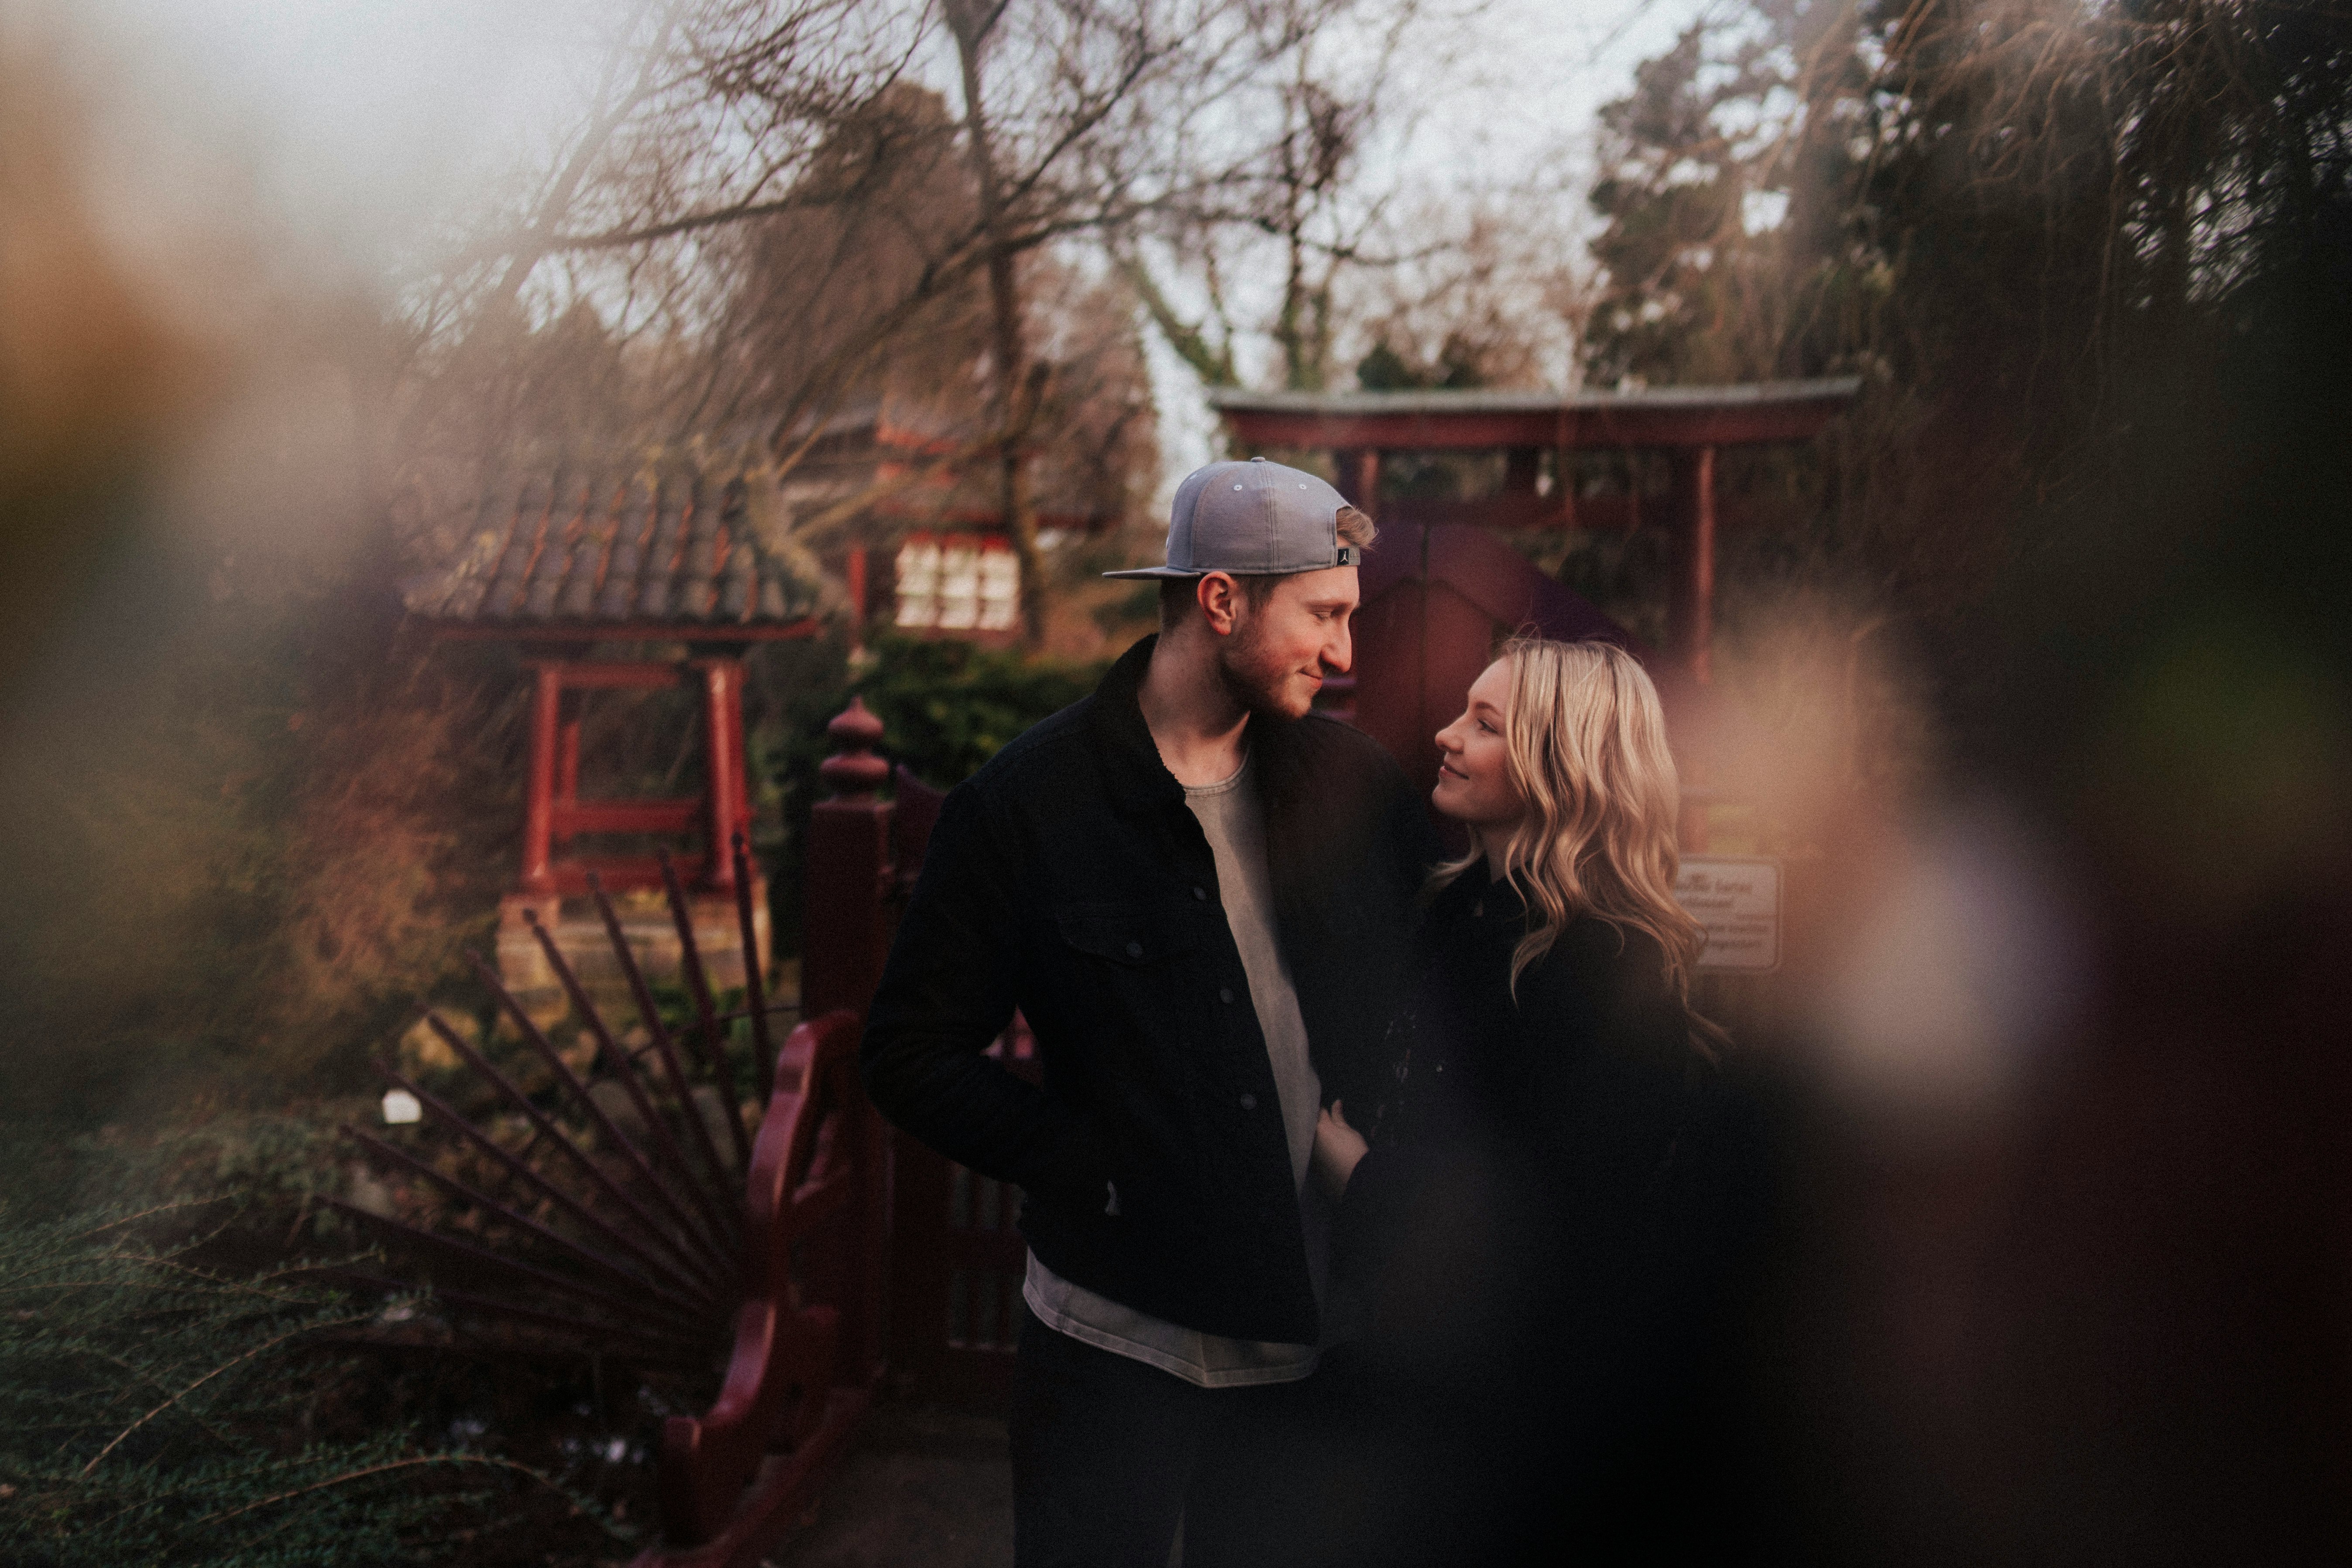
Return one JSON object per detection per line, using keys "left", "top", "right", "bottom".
{"left": 763, "top": 634, "right": 1116, "bottom": 954}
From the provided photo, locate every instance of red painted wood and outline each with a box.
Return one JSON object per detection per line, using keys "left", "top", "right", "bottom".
{"left": 725, "top": 669, "right": 752, "bottom": 850}
{"left": 1666, "top": 446, "right": 1718, "bottom": 684}
{"left": 800, "top": 806, "right": 890, "bottom": 1024}
{"left": 550, "top": 799, "right": 700, "bottom": 837}
{"left": 1216, "top": 388, "right": 1854, "bottom": 453}
{"left": 1366, "top": 491, "right": 1745, "bottom": 533}
{"left": 1421, "top": 525, "right": 1645, "bottom": 645}
{"left": 521, "top": 664, "right": 563, "bottom": 894}
{"left": 699, "top": 659, "right": 743, "bottom": 892}
{"left": 537, "top": 661, "right": 689, "bottom": 690}
{"left": 1350, "top": 573, "right": 1425, "bottom": 802}
{"left": 1352, "top": 521, "right": 1647, "bottom": 808}
{"left": 887, "top": 1124, "right": 953, "bottom": 1395}
{"left": 429, "top": 617, "right": 823, "bottom": 644}
{"left": 653, "top": 1011, "right": 873, "bottom": 1558}
{"left": 513, "top": 654, "right": 762, "bottom": 895}
{"left": 886, "top": 1022, "right": 1037, "bottom": 1411}
{"left": 556, "top": 702, "right": 582, "bottom": 814}
{"left": 800, "top": 709, "right": 899, "bottom": 1390}
{"left": 540, "top": 855, "right": 707, "bottom": 894}
{"left": 938, "top": 1024, "right": 1037, "bottom": 1407}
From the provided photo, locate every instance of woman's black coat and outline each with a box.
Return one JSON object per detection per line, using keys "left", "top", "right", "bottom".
{"left": 1313, "top": 864, "right": 1762, "bottom": 1564}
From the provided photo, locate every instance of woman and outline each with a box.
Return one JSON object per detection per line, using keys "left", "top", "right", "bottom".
{"left": 1298, "top": 638, "right": 1753, "bottom": 1565}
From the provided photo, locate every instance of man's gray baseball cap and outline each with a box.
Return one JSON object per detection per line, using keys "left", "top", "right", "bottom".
{"left": 1104, "top": 457, "right": 1358, "bottom": 580}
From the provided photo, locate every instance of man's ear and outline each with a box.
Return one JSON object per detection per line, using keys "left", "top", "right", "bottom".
{"left": 1196, "top": 572, "right": 1243, "bottom": 637}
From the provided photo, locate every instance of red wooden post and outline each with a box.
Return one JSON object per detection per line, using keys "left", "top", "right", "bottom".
{"left": 698, "top": 658, "right": 744, "bottom": 892}
{"left": 1335, "top": 448, "right": 1382, "bottom": 515}
{"left": 846, "top": 544, "right": 869, "bottom": 650}
{"left": 802, "top": 698, "right": 889, "bottom": 1016}
{"left": 554, "top": 694, "right": 582, "bottom": 849}
{"left": 1667, "top": 445, "right": 1718, "bottom": 686}
{"left": 801, "top": 697, "right": 894, "bottom": 1384}
{"left": 521, "top": 662, "right": 563, "bottom": 895}
{"left": 728, "top": 668, "right": 753, "bottom": 839}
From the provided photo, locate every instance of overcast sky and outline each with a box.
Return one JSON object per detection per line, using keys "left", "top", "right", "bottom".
{"left": 48, "top": 0, "right": 1695, "bottom": 263}
{"left": 38, "top": 0, "right": 1705, "bottom": 488}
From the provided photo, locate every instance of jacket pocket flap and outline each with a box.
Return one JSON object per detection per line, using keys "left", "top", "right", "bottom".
{"left": 1055, "top": 904, "right": 1198, "bottom": 964}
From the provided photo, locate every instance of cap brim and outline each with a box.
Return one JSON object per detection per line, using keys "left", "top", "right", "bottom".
{"left": 1100, "top": 566, "right": 1206, "bottom": 580}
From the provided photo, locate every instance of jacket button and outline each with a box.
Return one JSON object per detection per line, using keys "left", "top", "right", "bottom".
{"left": 1239, "top": 1093, "right": 1257, "bottom": 1110}
{"left": 1126, "top": 940, "right": 1144, "bottom": 957}
{"left": 1192, "top": 885, "right": 1208, "bottom": 900}
{"left": 1218, "top": 987, "right": 1234, "bottom": 1004}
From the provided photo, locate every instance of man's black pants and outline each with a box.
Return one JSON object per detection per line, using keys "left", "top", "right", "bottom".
{"left": 1009, "top": 1306, "right": 1306, "bottom": 1568}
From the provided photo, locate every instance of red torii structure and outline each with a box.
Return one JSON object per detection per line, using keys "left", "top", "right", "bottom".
{"left": 1208, "top": 378, "right": 1859, "bottom": 803}
{"left": 405, "top": 461, "right": 825, "bottom": 1007}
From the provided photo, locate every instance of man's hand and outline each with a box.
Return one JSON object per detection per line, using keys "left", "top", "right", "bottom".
{"left": 1312, "top": 1099, "right": 1370, "bottom": 1200}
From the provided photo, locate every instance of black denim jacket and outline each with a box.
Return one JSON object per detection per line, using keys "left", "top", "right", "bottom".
{"left": 860, "top": 634, "right": 1435, "bottom": 1345}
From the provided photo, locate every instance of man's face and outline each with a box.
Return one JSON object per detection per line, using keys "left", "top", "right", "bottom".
{"left": 1217, "top": 565, "right": 1360, "bottom": 721}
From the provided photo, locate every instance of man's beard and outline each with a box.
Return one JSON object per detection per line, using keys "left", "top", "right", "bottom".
{"left": 1215, "top": 613, "right": 1307, "bottom": 722}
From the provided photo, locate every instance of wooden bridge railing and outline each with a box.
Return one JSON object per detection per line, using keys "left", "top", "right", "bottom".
{"left": 647, "top": 1011, "right": 870, "bottom": 1563}
{"left": 346, "top": 695, "right": 1034, "bottom": 1565}
{"left": 632, "top": 700, "right": 899, "bottom": 1566}
{"left": 642, "top": 697, "right": 1023, "bottom": 1560}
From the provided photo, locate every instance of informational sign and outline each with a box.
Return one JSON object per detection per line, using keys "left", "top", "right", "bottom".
{"left": 1675, "top": 857, "right": 1782, "bottom": 972}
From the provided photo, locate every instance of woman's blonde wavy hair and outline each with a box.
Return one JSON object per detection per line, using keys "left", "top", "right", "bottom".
{"left": 1433, "top": 638, "right": 1709, "bottom": 1011}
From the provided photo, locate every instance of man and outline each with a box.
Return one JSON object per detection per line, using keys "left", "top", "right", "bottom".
{"left": 861, "top": 457, "right": 1434, "bottom": 1567}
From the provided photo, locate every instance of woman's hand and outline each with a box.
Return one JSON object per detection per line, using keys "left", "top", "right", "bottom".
{"left": 1312, "top": 1099, "right": 1370, "bottom": 1200}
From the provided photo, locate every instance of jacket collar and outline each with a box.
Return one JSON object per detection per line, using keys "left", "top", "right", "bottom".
{"left": 1086, "top": 632, "right": 1306, "bottom": 818}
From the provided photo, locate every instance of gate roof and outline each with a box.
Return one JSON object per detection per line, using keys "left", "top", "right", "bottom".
{"left": 403, "top": 462, "right": 825, "bottom": 644}
{"left": 1209, "top": 376, "right": 1860, "bottom": 451}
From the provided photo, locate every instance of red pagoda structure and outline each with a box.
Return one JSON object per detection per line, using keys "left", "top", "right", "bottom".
{"left": 1207, "top": 379, "right": 1859, "bottom": 807}
{"left": 404, "top": 458, "right": 825, "bottom": 1018}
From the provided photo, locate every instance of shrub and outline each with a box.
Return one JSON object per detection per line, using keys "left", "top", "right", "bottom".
{"left": 762, "top": 635, "right": 1111, "bottom": 954}
{"left": 0, "top": 1199, "right": 628, "bottom": 1566}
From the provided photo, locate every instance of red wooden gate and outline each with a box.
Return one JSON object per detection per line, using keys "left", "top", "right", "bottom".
{"left": 1351, "top": 520, "right": 1639, "bottom": 805}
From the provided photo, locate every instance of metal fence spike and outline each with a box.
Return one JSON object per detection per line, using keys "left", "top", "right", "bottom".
{"left": 519, "top": 907, "right": 741, "bottom": 1279}
{"left": 587, "top": 872, "right": 740, "bottom": 1220}
{"left": 657, "top": 849, "right": 752, "bottom": 1170}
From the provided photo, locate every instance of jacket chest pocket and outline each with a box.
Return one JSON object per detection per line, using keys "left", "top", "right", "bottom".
{"left": 1054, "top": 903, "right": 1202, "bottom": 969}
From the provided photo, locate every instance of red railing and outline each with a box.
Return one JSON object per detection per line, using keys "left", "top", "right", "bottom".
{"left": 887, "top": 1019, "right": 1038, "bottom": 1407}
{"left": 640, "top": 703, "right": 1027, "bottom": 1561}
{"left": 646, "top": 1012, "right": 872, "bottom": 1562}
{"left": 632, "top": 702, "right": 900, "bottom": 1566}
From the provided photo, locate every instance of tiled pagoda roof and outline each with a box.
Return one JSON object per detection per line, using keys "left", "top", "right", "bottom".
{"left": 404, "top": 463, "right": 824, "bottom": 640}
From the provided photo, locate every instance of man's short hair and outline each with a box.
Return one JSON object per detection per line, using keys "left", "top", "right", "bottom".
{"left": 1158, "top": 505, "right": 1377, "bottom": 627}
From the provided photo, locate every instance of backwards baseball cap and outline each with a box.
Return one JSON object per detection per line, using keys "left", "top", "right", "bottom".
{"left": 1104, "top": 457, "right": 1358, "bottom": 580}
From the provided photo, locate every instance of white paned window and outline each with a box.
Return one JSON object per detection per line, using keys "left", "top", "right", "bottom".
{"left": 894, "top": 535, "right": 942, "bottom": 628}
{"left": 977, "top": 542, "right": 1020, "bottom": 631}
{"left": 895, "top": 532, "right": 1018, "bottom": 637}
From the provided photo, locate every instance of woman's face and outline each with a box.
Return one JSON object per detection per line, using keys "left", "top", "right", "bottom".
{"left": 1432, "top": 659, "right": 1525, "bottom": 828}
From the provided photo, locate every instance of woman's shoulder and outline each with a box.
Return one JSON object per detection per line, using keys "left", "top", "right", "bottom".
{"left": 1520, "top": 916, "right": 1690, "bottom": 1063}
{"left": 1536, "top": 914, "right": 1670, "bottom": 998}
